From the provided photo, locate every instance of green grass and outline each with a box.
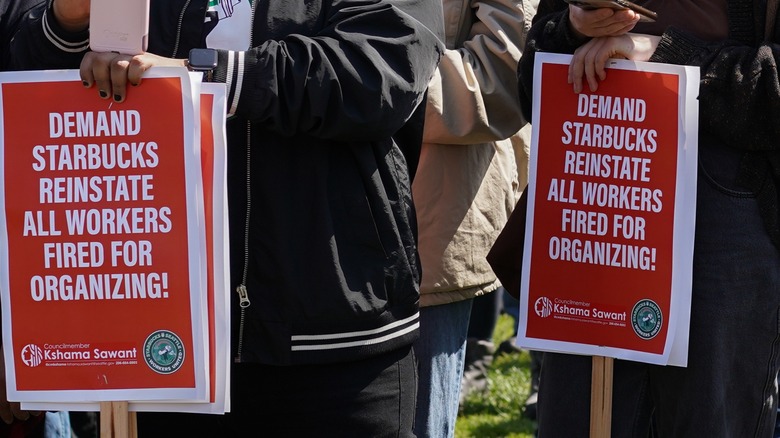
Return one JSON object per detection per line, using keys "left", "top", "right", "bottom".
{"left": 455, "top": 314, "right": 537, "bottom": 438}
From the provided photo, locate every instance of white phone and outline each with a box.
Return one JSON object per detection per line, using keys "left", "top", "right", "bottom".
{"left": 89, "top": 0, "right": 150, "bottom": 55}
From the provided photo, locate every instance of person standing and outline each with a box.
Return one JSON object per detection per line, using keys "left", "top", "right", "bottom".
{"left": 9, "top": 0, "right": 443, "bottom": 436}
{"left": 411, "top": 0, "right": 536, "bottom": 435}
{"left": 519, "top": 0, "right": 780, "bottom": 435}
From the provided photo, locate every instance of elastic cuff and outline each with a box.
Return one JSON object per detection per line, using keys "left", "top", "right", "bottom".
{"left": 649, "top": 26, "right": 704, "bottom": 65}
{"left": 43, "top": 2, "right": 89, "bottom": 53}
{"left": 213, "top": 50, "right": 244, "bottom": 117}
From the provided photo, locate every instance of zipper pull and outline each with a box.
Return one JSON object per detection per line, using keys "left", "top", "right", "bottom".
{"left": 236, "top": 284, "right": 251, "bottom": 308}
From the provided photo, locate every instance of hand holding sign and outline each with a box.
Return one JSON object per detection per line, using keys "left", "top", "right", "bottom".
{"left": 79, "top": 52, "right": 187, "bottom": 103}
{"left": 569, "top": 33, "right": 661, "bottom": 93}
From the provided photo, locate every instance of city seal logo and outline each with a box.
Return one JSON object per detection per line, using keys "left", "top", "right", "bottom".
{"left": 143, "top": 330, "right": 185, "bottom": 374}
{"left": 20, "top": 344, "right": 43, "bottom": 367}
{"left": 631, "top": 299, "right": 662, "bottom": 340}
{"left": 534, "top": 297, "right": 554, "bottom": 318}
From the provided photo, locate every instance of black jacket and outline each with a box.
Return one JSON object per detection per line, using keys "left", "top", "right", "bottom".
{"left": 11, "top": 0, "right": 443, "bottom": 365}
{"left": 0, "top": 0, "right": 44, "bottom": 70}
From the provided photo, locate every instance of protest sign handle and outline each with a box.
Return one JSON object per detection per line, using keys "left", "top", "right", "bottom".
{"left": 100, "top": 402, "right": 138, "bottom": 438}
{"left": 590, "top": 356, "right": 613, "bottom": 437}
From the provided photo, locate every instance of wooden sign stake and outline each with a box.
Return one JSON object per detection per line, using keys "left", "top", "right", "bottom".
{"left": 589, "top": 356, "right": 613, "bottom": 438}
{"left": 100, "top": 401, "right": 137, "bottom": 438}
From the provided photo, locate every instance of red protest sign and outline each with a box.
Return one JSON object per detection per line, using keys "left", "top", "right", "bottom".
{"left": 518, "top": 54, "right": 698, "bottom": 365}
{"left": 0, "top": 69, "right": 208, "bottom": 401}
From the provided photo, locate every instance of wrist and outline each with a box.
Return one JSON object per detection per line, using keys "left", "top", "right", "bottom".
{"left": 186, "top": 48, "right": 218, "bottom": 82}
{"left": 563, "top": 10, "right": 591, "bottom": 45}
{"left": 568, "top": 20, "right": 587, "bottom": 40}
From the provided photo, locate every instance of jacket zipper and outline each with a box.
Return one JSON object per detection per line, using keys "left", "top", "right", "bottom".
{"left": 171, "top": 0, "right": 193, "bottom": 58}
{"left": 234, "top": 0, "right": 258, "bottom": 363}
{"left": 234, "top": 124, "right": 252, "bottom": 363}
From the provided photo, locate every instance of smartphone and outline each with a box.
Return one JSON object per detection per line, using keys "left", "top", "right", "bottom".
{"left": 565, "top": 0, "right": 657, "bottom": 22}
{"left": 89, "top": 0, "right": 150, "bottom": 54}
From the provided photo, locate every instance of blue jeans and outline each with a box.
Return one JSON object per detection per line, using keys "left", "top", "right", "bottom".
{"left": 44, "top": 412, "right": 71, "bottom": 438}
{"left": 413, "top": 299, "right": 473, "bottom": 438}
{"left": 0, "top": 411, "right": 70, "bottom": 438}
{"left": 502, "top": 288, "right": 520, "bottom": 334}
{"left": 537, "top": 143, "right": 780, "bottom": 437}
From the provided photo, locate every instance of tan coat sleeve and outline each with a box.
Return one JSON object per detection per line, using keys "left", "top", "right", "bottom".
{"left": 423, "top": 0, "right": 533, "bottom": 145}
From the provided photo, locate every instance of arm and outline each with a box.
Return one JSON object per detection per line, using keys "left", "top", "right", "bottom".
{"left": 517, "top": 0, "right": 639, "bottom": 119}
{"left": 650, "top": 28, "right": 780, "bottom": 152}
{"left": 216, "top": 0, "right": 444, "bottom": 141}
{"left": 522, "top": 0, "right": 780, "bottom": 151}
{"left": 12, "top": 0, "right": 444, "bottom": 141}
{"left": 422, "top": 0, "right": 533, "bottom": 145}
{"left": 562, "top": 25, "right": 780, "bottom": 152}
{"left": 567, "top": 31, "right": 659, "bottom": 92}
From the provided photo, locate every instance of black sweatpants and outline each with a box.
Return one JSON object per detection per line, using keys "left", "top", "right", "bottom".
{"left": 137, "top": 345, "right": 417, "bottom": 437}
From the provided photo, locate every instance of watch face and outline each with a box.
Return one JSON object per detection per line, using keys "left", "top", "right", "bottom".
{"left": 189, "top": 48, "right": 218, "bottom": 71}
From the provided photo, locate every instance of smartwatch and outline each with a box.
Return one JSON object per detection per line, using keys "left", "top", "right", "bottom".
{"left": 186, "top": 48, "right": 218, "bottom": 81}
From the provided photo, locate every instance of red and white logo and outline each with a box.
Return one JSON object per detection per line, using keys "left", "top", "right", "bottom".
{"left": 534, "top": 297, "right": 554, "bottom": 318}
{"left": 20, "top": 344, "right": 43, "bottom": 367}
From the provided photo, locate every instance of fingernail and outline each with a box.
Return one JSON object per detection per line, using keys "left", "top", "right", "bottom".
{"left": 82, "top": 80, "right": 90, "bottom": 88}
{"left": 99, "top": 90, "right": 108, "bottom": 98}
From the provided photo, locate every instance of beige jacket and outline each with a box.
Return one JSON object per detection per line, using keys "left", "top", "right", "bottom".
{"left": 413, "top": 0, "right": 536, "bottom": 307}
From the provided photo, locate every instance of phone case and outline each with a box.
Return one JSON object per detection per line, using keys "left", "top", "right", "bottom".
{"left": 89, "top": 0, "right": 150, "bottom": 55}
{"left": 565, "top": 0, "right": 657, "bottom": 22}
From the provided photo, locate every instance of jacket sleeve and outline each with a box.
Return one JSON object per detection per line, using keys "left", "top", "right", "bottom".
{"left": 517, "top": 6, "right": 585, "bottom": 122}
{"left": 421, "top": 0, "right": 533, "bottom": 145}
{"left": 649, "top": 27, "right": 780, "bottom": 152}
{"left": 10, "top": 0, "right": 444, "bottom": 143}
{"left": 8, "top": 2, "right": 89, "bottom": 71}
{"left": 213, "top": 0, "right": 445, "bottom": 142}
